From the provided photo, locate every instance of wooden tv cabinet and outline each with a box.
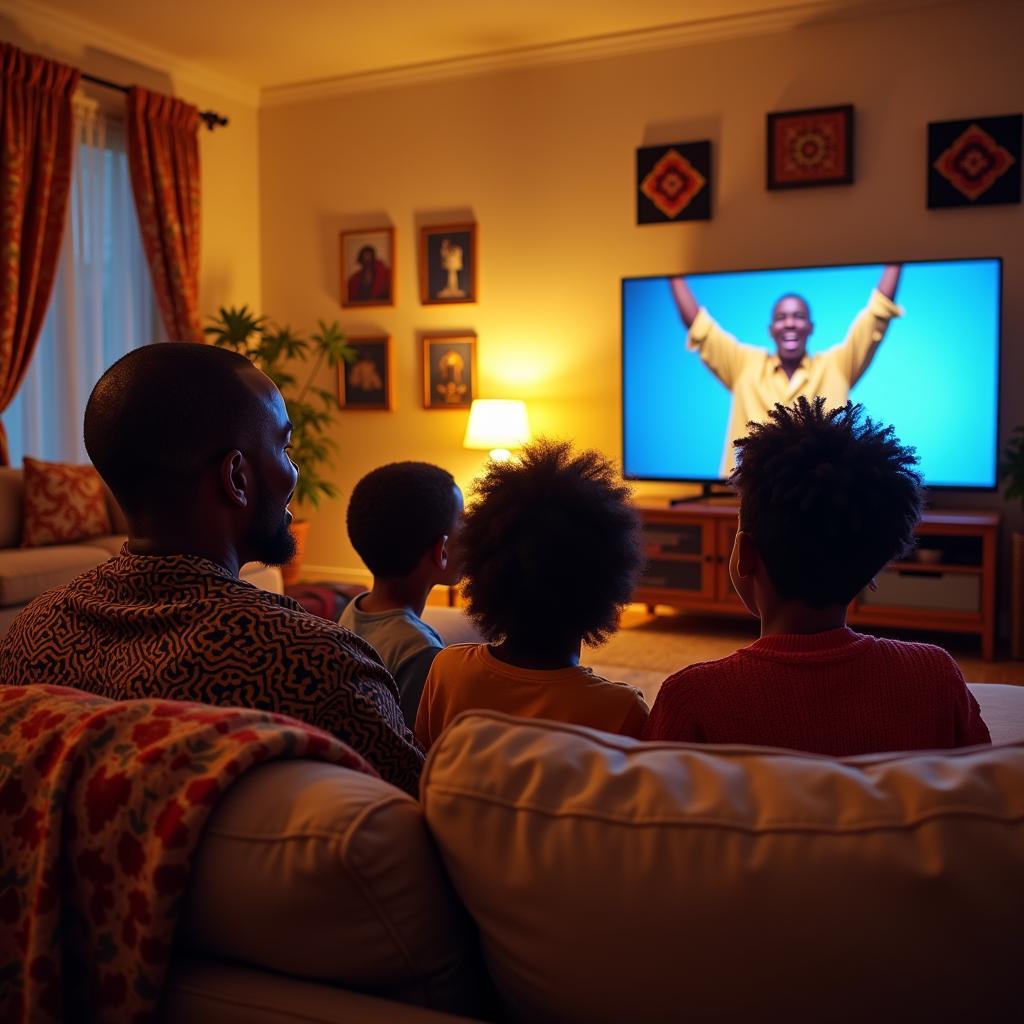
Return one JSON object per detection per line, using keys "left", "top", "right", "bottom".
{"left": 633, "top": 501, "right": 1000, "bottom": 660}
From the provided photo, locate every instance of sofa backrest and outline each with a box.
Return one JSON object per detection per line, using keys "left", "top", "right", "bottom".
{"left": 180, "top": 759, "right": 488, "bottom": 1018}
{"left": 423, "top": 712, "right": 1024, "bottom": 1023}
{"left": 0, "top": 466, "right": 128, "bottom": 548}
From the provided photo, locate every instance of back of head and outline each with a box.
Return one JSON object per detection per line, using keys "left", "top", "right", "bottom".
{"left": 732, "top": 397, "right": 923, "bottom": 608}
{"left": 460, "top": 438, "right": 642, "bottom": 651}
{"left": 84, "top": 343, "right": 267, "bottom": 517}
{"left": 347, "top": 461, "right": 458, "bottom": 578}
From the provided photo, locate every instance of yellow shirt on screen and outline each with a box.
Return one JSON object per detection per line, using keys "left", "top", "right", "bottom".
{"left": 414, "top": 643, "right": 649, "bottom": 749}
{"left": 688, "top": 288, "right": 902, "bottom": 476}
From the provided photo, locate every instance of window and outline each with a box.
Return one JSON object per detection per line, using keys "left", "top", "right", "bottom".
{"left": 4, "top": 95, "right": 158, "bottom": 466}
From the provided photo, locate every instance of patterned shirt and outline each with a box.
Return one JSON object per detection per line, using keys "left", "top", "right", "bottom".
{"left": 0, "top": 550, "right": 425, "bottom": 795}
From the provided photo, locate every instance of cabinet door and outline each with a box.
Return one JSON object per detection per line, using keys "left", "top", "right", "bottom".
{"left": 636, "top": 515, "right": 717, "bottom": 602}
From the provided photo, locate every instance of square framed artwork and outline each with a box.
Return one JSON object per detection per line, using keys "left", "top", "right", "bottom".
{"left": 338, "top": 335, "right": 393, "bottom": 410}
{"left": 422, "top": 334, "right": 476, "bottom": 409}
{"left": 928, "top": 114, "right": 1022, "bottom": 208}
{"left": 766, "top": 104, "right": 854, "bottom": 189}
{"left": 636, "top": 141, "right": 712, "bottom": 223}
{"left": 340, "top": 227, "right": 395, "bottom": 308}
{"left": 420, "top": 223, "right": 477, "bottom": 304}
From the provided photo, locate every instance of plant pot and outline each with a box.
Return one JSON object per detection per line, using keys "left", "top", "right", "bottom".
{"left": 282, "top": 519, "right": 311, "bottom": 588}
{"left": 1012, "top": 531, "right": 1024, "bottom": 660}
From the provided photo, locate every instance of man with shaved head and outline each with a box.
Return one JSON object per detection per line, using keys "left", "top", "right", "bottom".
{"left": 670, "top": 265, "right": 903, "bottom": 477}
{"left": 0, "top": 343, "right": 424, "bottom": 795}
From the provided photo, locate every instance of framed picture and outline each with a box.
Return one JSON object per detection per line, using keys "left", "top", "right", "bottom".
{"left": 338, "top": 335, "right": 392, "bottom": 410}
{"left": 636, "top": 141, "right": 712, "bottom": 223}
{"left": 927, "top": 114, "right": 1022, "bottom": 208}
{"left": 420, "top": 223, "right": 477, "bottom": 304}
{"left": 422, "top": 334, "right": 476, "bottom": 409}
{"left": 340, "top": 227, "right": 394, "bottom": 307}
{"left": 766, "top": 104, "right": 854, "bottom": 189}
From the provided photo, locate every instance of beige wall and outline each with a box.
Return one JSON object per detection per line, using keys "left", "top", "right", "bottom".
{"left": 260, "top": 0, "right": 1024, "bottom": 585}
{"left": 0, "top": 9, "right": 261, "bottom": 323}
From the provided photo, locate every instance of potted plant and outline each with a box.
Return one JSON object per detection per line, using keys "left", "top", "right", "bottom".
{"left": 1000, "top": 425, "right": 1024, "bottom": 659}
{"left": 205, "top": 305, "right": 355, "bottom": 585}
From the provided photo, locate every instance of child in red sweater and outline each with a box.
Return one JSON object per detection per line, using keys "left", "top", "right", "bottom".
{"left": 643, "top": 397, "right": 990, "bottom": 755}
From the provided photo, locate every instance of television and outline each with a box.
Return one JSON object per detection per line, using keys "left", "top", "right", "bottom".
{"left": 621, "top": 258, "right": 1001, "bottom": 489}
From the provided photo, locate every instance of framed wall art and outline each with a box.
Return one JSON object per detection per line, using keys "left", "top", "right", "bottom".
{"left": 420, "top": 223, "right": 477, "bottom": 304}
{"left": 928, "top": 114, "right": 1021, "bottom": 208}
{"left": 338, "top": 335, "right": 393, "bottom": 410}
{"left": 422, "top": 334, "right": 476, "bottom": 409}
{"left": 636, "top": 140, "right": 712, "bottom": 223}
{"left": 340, "top": 227, "right": 394, "bottom": 307}
{"left": 766, "top": 104, "right": 854, "bottom": 189}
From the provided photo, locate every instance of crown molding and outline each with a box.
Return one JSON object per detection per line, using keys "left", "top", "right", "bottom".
{"left": 0, "top": 0, "right": 259, "bottom": 107}
{"left": 261, "top": 0, "right": 947, "bottom": 107}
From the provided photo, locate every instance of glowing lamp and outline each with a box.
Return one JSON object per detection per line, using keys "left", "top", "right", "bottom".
{"left": 463, "top": 399, "right": 531, "bottom": 462}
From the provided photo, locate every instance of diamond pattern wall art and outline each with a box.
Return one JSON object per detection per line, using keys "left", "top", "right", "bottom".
{"left": 928, "top": 114, "right": 1021, "bottom": 208}
{"left": 766, "top": 104, "right": 854, "bottom": 190}
{"left": 636, "top": 141, "right": 712, "bottom": 224}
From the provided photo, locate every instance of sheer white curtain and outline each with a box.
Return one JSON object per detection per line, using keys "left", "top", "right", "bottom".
{"left": 4, "top": 95, "right": 158, "bottom": 466}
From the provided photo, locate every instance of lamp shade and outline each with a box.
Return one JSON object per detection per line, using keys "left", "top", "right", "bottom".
{"left": 463, "top": 399, "right": 531, "bottom": 454}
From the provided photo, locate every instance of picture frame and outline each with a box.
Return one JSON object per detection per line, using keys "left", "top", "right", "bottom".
{"left": 766, "top": 104, "right": 854, "bottom": 190}
{"left": 636, "top": 140, "right": 712, "bottom": 223}
{"left": 338, "top": 335, "right": 393, "bottom": 410}
{"left": 422, "top": 334, "right": 476, "bottom": 409}
{"left": 420, "top": 223, "right": 477, "bottom": 304}
{"left": 927, "top": 114, "right": 1022, "bottom": 209}
{"left": 340, "top": 227, "right": 395, "bottom": 308}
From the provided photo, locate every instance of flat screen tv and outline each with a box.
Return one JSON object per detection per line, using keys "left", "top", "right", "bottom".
{"left": 621, "top": 258, "right": 1001, "bottom": 489}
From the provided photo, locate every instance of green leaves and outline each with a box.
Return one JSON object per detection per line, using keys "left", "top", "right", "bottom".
{"left": 204, "top": 306, "right": 350, "bottom": 513}
{"left": 999, "top": 425, "right": 1024, "bottom": 505}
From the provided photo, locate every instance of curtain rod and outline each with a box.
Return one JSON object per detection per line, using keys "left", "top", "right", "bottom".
{"left": 81, "top": 73, "right": 229, "bottom": 131}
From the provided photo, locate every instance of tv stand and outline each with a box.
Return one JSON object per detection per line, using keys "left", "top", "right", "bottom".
{"left": 669, "top": 483, "right": 735, "bottom": 506}
{"left": 633, "top": 502, "right": 999, "bottom": 660}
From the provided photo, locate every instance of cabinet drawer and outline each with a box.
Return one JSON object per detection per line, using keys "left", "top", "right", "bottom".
{"left": 640, "top": 559, "right": 704, "bottom": 593}
{"left": 860, "top": 571, "right": 980, "bottom": 613}
{"left": 641, "top": 523, "right": 704, "bottom": 556}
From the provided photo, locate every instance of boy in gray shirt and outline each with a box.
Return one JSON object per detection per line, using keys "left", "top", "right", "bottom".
{"left": 339, "top": 462, "right": 463, "bottom": 726}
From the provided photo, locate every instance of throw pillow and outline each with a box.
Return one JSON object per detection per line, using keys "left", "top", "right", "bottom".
{"left": 21, "top": 457, "right": 111, "bottom": 547}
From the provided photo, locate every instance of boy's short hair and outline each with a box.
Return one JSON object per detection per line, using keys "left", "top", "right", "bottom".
{"left": 459, "top": 439, "right": 642, "bottom": 650}
{"left": 347, "top": 462, "right": 458, "bottom": 578}
{"left": 732, "top": 397, "right": 923, "bottom": 608}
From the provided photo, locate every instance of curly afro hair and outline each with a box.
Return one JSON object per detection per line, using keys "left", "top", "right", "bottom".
{"left": 459, "top": 439, "right": 642, "bottom": 651}
{"left": 347, "top": 462, "right": 459, "bottom": 578}
{"left": 731, "top": 397, "right": 923, "bottom": 608}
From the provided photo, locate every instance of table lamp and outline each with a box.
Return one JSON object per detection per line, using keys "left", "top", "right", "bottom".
{"left": 463, "top": 399, "right": 531, "bottom": 462}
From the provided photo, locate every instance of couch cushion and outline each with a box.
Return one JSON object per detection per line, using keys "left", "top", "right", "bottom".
{"left": 181, "top": 760, "right": 487, "bottom": 1017}
{"left": 0, "top": 545, "right": 109, "bottom": 607}
{"left": 969, "top": 682, "right": 1024, "bottom": 744}
{"left": 21, "top": 457, "right": 111, "bottom": 546}
{"left": 423, "top": 712, "right": 1024, "bottom": 1024}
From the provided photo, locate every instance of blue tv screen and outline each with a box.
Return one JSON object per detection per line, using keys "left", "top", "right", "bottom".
{"left": 621, "top": 258, "right": 1001, "bottom": 488}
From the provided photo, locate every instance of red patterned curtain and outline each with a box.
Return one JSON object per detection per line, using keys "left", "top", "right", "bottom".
{"left": 126, "top": 86, "right": 202, "bottom": 343}
{"left": 0, "top": 44, "right": 79, "bottom": 466}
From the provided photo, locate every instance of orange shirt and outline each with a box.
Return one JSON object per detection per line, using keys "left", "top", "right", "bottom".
{"left": 415, "top": 643, "right": 649, "bottom": 749}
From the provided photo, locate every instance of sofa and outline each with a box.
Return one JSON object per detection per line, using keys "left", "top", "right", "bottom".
{"left": 0, "top": 466, "right": 282, "bottom": 634}
{"left": 158, "top": 681, "right": 1024, "bottom": 1023}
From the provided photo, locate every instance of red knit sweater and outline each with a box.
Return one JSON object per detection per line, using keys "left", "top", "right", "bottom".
{"left": 642, "top": 628, "right": 991, "bottom": 755}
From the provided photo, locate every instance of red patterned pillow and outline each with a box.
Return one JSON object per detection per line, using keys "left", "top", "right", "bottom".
{"left": 21, "top": 456, "right": 112, "bottom": 547}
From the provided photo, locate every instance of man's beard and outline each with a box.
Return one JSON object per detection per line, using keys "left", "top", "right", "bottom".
{"left": 246, "top": 495, "right": 296, "bottom": 567}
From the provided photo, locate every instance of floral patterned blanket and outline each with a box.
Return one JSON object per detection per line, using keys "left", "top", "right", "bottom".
{"left": 0, "top": 683, "right": 377, "bottom": 1023}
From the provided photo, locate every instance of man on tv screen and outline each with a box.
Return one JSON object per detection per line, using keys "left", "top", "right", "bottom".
{"left": 670, "top": 263, "right": 902, "bottom": 476}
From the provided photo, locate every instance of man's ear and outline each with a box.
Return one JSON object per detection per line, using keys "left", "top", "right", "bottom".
{"left": 734, "top": 530, "right": 760, "bottom": 579}
{"left": 220, "top": 450, "right": 249, "bottom": 509}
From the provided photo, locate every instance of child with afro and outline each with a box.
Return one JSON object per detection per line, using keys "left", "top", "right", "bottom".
{"left": 644, "top": 397, "right": 990, "bottom": 755}
{"left": 414, "top": 439, "right": 648, "bottom": 748}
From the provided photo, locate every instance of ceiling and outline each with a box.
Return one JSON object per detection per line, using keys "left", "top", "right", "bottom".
{"left": 31, "top": 0, "right": 904, "bottom": 93}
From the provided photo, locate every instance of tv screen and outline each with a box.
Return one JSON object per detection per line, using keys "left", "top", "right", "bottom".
{"left": 622, "top": 258, "right": 1001, "bottom": 488}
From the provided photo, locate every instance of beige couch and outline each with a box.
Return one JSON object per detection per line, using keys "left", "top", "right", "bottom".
{"left": 0, "top": 467, "right": 282, "bottom": 634}
{"left": 164, "top": 682, "right": 1024, "bottom": 1023}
